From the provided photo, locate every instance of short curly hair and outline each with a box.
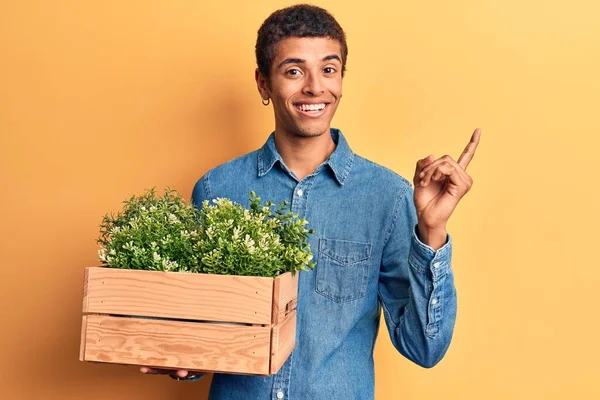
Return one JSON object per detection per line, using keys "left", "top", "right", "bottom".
{"left": 255, "top": 4, "right": 348, "bottom": 81}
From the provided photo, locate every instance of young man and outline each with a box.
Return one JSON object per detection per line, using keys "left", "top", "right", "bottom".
{"left": 141, "top": 4, "right": 480, "bottom": 399}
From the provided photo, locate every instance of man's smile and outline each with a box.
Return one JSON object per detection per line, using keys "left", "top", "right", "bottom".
{"left": 293, "top": 102, "right": 331, "bottom": 118}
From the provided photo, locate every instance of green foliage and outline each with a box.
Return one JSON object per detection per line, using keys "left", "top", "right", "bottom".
{"left": 97, "top": 188, "right": 202, "bottom": 272}
{"left": 97, "top": 188, "right": 315, "bottom": 277}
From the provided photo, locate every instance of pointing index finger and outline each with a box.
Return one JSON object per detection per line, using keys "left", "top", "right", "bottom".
{"left": 457, "top": 128, "right": 481, "bottom": 170}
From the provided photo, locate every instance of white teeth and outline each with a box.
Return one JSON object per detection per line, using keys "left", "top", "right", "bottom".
{"left": 297, "top": 103, "right": 326, "bottom": 112}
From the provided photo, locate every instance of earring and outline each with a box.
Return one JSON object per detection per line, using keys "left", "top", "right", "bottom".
{"left": 262, "top": 98, "right": 270, "bottom": 106}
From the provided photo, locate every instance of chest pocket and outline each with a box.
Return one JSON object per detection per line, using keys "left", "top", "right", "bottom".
{"left": 315, "top": 238, "right": 372, "bottom": 303}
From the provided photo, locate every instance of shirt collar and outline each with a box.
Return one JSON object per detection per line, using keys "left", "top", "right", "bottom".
{"left": 257, "top": 128, "right": 354, "bottom": 186}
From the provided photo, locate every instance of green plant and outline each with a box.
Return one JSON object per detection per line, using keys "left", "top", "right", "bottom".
{"left": 97, "top": 188, "right": 202, "bottom": 272}
{"left": 97, "top": 188, "right": 315, "bottom": 277}
{"left": 196, "top": 192, "right": 316, "bottom": 277}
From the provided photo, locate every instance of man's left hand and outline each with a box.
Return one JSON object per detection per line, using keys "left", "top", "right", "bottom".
{"left": 412, "top": 128, "right": 481, "bottom": 249}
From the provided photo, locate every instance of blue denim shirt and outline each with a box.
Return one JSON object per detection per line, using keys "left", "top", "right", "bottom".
{"left": 189, "top": 129, "right": 457, "bottom": 400}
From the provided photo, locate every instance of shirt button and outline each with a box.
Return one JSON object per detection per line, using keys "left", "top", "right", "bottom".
{"left": 277, "top": 391, "right": 284, "bottom": 399}
{"left": 432, "top": 298, "right": 438, "bottom": 305}
{"left": 297, "top": 189, "right": 303, "bottom": 197}
{"left": 433, "top": 262, "right": 441, "bottom": 268}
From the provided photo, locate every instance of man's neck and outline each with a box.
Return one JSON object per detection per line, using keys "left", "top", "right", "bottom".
{"left": 273, "top": 128, "right": 336, "bottom": 181}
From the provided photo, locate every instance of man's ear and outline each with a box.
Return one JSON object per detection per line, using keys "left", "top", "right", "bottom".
{"left": 255, "top": 69, "right": 271, "bottom": 100}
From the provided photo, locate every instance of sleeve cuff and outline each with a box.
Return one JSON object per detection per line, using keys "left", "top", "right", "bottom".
{"left": 409, "top": 224, "right": 452, "bottom": 280}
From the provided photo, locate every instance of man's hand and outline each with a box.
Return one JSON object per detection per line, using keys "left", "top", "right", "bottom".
{"left": 413, "top": 128, "right": 481, "bottom": 250}
{"left": 139, "top": 366, "right": 203, "bottom": 379}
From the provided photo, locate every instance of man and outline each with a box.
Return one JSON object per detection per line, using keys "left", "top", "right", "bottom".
{"left": 141, "top": 4, "right": 480, "bottom": 399}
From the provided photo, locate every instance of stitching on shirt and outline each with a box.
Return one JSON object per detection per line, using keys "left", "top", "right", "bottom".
{"left": 257, "top": 149, "right": 278, "bottom": 177}
{"left": 426, "top": 323, "right": 439, "bottom": 338}
{"left": 257, "top": 150, "right": 264, "bottom": 176}
{"left": 377, "top": 291, "right": 399, "bottom": 331}
{"left": 382, "top": 184, "right": 411, "bottom": 249}
{"left": 319, "top": 249, "right": 371, "bottom": 266}
{"left": 300, "top": 174, "right": 316, "bottom": 218}
{"left": 431, "top": 276, "right": 444, "bottom": 324}
{"left": 203, "top": 169, "right": 213, "bottom": 199}
{"left": 339, "top": 152, "right": 355, "bottom": 184}
{"left": 396, "top": 287, "right": 413, "bottom": 330}
{"left": 382, "top": 192, "right": 401, "bottom": 250}
{"left": 284, "top": 346, "right": 294, "bottom": 398}
{"left": 319, "top": 239, "right": 371, "bottom": 264}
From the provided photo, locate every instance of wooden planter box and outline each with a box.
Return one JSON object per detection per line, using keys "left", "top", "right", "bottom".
{"left": 79, "top": 267, "right": 298, "bottom": 375}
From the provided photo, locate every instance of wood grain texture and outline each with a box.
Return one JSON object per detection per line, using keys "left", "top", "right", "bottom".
{"left": 84, "top": 267, "right": 274, "bottom": 324}
{"left": 272, "top": 272, "right": 299, "bottom": 324}
{"left": 270, "top": 310, "right": 297, "bottom": 374}
{"left": 79, "top": 315, "right": 88, "bottom": 361}
{"left": 82, "top": 268, "right": 90, "bottom": 313}
{"left": 82, "top": 315, "right": 272, "bottom": 374}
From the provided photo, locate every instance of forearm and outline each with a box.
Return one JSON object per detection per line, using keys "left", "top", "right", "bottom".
{"left": 381, "top": 225, "right": 457, "bottom": 368}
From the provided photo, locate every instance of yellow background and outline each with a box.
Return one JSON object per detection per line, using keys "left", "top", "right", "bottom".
{"left": 1, "top": 1, "right": 598, "bottom": 399}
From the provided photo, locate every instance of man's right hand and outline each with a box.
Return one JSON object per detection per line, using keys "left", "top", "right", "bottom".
{"left": 139, "top": 367, "right": 203, "bottom": 379}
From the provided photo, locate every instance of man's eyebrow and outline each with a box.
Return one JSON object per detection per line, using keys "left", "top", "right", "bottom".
{"left": 323, "top": 54, "right": 341, "bottom": 63}
{"left": 278, "top": 58, "right": 304, "bottom": 68}
{"left": 277, "top": 54, "right": 342, "bottom": 69}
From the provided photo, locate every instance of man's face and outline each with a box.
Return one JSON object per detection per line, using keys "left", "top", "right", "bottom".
{"left": 257, "top": 37, "right": 343, "bottom": 138}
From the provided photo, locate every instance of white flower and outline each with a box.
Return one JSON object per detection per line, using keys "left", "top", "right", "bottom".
{"left": 160, "top": 234, "right": 172, "bottom": 245}
{"left": 243, "top": 209, "right": 251, "bottom": 221}
{"left": 98, "top": 248, "right": 107, "bottom": 262}
{"left": 109, "top": 249, "right": 116, "bottom": 256}
{"left": 232, "top": 226, "right": 241, "bottom": 240}
{"left": 153, "top": 252, "right": 161, "bottom": 262}
{"left": 259, "top": 237, "right": 269, "bottom": 250}
{"left": 149, "top": 206, "right": 157, "bottom": 212}
{"left": 244, "top": 234, "right": 256, "bottom": 254}
{"left": 168, "top": 213, "right": 180, "bottom": 224}
{"left": 162, "top": 259, "right": 179, "bottom": 271}
{"left": 212, "top": 198, "right": 232, "bottom": 208}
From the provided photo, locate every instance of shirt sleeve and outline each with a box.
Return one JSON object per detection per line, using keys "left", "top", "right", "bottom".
{"left": 191, "top": 171, "right": 213, "bottom": 210}
{"left": 377, "top": 183, "right": 457, "bottom": 368}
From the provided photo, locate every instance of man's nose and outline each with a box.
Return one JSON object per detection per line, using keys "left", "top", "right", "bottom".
{"left": 302, "top": 73, "right": 324, "bottom": 96}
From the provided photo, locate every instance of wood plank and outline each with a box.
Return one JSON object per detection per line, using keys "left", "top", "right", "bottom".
{"left": 272, "top": 272, "right": 299, "bottom": 324}
{"left": 270, "top": 310, "right": 296, "bottom": 374}
{"left": 82, "top": 268, "right": 90, "bottom": 313}
{"left": 84, "top": 267, "right": 274, "bottom": 324}
{"left": 79, "top": 315, "right": 88, "bottom": 361}
{"left": 82, "top": 315, "right": 271, "bottom": 375}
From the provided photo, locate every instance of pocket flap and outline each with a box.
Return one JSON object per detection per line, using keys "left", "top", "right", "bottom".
{"left": 319, "top": 239, "right": 372, "bottom": 265}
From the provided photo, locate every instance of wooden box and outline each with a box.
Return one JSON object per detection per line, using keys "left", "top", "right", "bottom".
{"left": 79, "top": 267, "right": 298, "bottom": 375}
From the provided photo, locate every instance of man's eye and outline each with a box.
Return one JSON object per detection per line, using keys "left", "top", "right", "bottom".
{"left": 324, "top": 67, "right": 336, "bottom": 74}
{"left": 286, "top": 69, "right": 301, "bottom": 76}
